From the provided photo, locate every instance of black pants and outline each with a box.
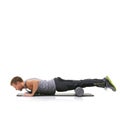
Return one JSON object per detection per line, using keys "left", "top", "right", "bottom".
{"left": 54, "top": 77, "right": 106, "bottom": 92}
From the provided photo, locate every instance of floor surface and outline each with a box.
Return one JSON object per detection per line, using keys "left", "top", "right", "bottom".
{"left": 0, "top": 88, "right": 119, "bottom": 120}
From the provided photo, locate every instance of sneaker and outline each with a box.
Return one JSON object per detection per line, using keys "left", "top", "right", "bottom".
{"left": 75, "top": 87, "right": 84, "bottom": 97}
{"left": 105, "top": 76, "right": 116, "bottom": 91}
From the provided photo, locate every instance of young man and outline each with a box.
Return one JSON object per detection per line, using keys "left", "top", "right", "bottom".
{"left": 10, "top": 76, "right": 116, "bottom": 97}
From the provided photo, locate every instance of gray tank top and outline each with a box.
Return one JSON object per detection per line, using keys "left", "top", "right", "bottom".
{"left": 25, "top": 78, "right": 56, "bottom": 95}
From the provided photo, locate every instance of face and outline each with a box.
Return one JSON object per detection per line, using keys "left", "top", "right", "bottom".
{"left": 12, "top": 82, "right": 24, "bottom": 91}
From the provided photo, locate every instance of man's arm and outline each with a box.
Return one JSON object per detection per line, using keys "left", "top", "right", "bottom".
{"left": 24, "top": 80, "right": 39, "bottom": 97}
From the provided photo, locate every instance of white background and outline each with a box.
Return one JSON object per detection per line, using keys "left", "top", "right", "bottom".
{"left": 0, "top": 0, "right": 120, "bottom": 120}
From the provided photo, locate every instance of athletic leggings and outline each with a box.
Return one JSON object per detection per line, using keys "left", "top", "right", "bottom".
{"left": 54, "top": 77, "right": 106, "bottom": 92}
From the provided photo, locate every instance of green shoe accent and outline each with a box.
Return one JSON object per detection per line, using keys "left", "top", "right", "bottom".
{"left": 105, "top": 76, "right": 116, "bottom": 91}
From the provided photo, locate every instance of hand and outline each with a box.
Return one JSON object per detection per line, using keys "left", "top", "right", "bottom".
{"left": 24, "top": 93, "right": 33, "bottom": 97}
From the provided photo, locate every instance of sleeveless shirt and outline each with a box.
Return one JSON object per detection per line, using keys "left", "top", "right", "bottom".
{"left": 25, "top": 78, "right": 56, "bottom": 95}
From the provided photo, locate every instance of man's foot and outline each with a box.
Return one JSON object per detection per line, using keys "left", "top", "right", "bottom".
{"left": 75, "top": 87, "right": 84, "bottom": 97}
{"left": 105, "top": 76, "right": 116, "bottom": 91}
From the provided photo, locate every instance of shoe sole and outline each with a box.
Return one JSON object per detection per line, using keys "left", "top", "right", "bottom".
{"left": 106, "top": 76, "right": 116, "bottom": 91}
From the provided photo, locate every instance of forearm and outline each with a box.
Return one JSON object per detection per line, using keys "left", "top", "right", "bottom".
{"left": 31, "top": 88, "right": 38, "bottom": 96}
{"left": 31, "top": 82, "right": 39, "bottom": 95}
{"left": 24, "top": 87, "right": 38, "bottom": 97}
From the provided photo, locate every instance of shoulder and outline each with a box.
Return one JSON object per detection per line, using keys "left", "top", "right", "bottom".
{"left": 25, "top": 78, "right": 40, "bottom": 84}
{"left": 26, "top": 78, "right": 41, "bottom": 81}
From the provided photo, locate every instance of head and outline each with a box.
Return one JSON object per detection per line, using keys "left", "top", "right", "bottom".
{"left": 10, "top": 76, "right": 24, "bottom": 91}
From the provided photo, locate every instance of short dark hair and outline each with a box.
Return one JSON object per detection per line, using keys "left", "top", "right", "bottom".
{"left": 10, "top": 76, "right": 23, "bottom": 85}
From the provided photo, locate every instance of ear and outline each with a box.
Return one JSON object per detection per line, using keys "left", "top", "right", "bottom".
{"left": 13, "top": 82, "right": 18, "bottom": 85}
{"left": 11, "top": 83, "right": 16, "bottom": 87}
{"left": 16, "top": 81, "right": 22, "bottom": 85}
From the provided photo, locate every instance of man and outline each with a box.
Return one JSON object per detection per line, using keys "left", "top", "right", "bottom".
{"left": 10, "top": 76, "right": 116, "bottom": 97}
